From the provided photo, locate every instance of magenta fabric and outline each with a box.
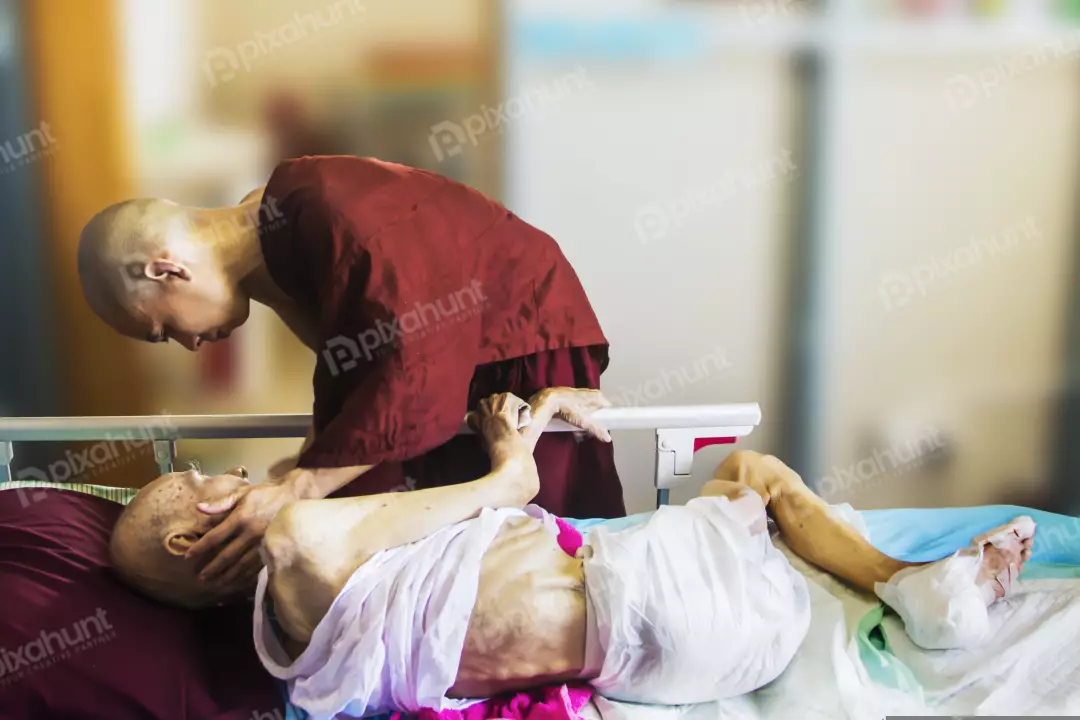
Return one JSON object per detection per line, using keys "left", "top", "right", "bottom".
{"left": 391, "top": 683, "right": 594, "bottom": 720}
{"left": 553, "top": 516, "right": 584, "bottom": 558}
{"left": 331, "top": 345, "right": 627, "bottom": 519}
{"left": 0, "top": 489, "right": 282, "bottom": 719}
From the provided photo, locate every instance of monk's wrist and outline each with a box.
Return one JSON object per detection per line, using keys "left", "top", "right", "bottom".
{"left": 282, "top": 468, "right": 320, "bottom": 500}
{"left": 277, "top": 467, "right": 332, "bottom": 500}
{"left": 284, "top": 464, "right": 373, "bottom": 499}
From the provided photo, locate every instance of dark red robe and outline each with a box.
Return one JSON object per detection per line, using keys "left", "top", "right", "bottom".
{"left": 258, "top": 156, "right": 625, "bottom": 517}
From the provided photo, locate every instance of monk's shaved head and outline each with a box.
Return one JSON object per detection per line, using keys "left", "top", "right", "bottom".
{"left": 78, "top": 199, "right": 186, "bottom": 330}
{"left": 77, "top": 196, "right": 260, "bottom": 350}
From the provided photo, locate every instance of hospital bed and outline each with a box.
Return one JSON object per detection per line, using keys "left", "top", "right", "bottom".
{"left": 4, "top": 404, "right": 1080, "bottom": 719}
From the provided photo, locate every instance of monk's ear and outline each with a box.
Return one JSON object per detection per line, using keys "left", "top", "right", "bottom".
{"left": 145, "top": 259, "right": 191, "bottom": 282}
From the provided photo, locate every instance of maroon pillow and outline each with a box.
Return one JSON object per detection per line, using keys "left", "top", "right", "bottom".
{"left": 0, "top": 488, "right": 283, "bottom": 719}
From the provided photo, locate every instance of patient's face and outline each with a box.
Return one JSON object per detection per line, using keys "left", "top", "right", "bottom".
{"left": 111, "top": 468, "right": 254, "bottom": 607}
{"left": 154, "top": 467, "right": 250, "bottom": 515}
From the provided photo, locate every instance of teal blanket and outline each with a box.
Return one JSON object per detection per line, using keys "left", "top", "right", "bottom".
{"left": 568, "top": 503, "right": 1080, "bottom": 570}
{"left": 566, "top": 503, "right": 1080, "bottom": 700}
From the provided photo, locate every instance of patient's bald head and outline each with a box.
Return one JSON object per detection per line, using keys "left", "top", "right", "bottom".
{"left": 110, "top": 468, "right": 254, "bottom": 608}
{"left": 78, "top": 198, "right": 256, "bottom": 352}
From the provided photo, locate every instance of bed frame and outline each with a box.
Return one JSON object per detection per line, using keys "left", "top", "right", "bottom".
{"left": 0, "top": 404, "right": 761, "bottom": 507}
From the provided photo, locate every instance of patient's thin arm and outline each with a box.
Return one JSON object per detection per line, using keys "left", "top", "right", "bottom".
{"left": 519, "top": 401, "right": 559, "bottom": 453}
{"left": 272, "top": 434, "right": 540, "bottom": 564}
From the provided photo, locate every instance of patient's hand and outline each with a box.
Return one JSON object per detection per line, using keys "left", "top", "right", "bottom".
{"left": 468, "top": 393, "right": 541, "bottom": 500}
{"left": 467, "top": 393, "right": 531, "bottom": 460}
{"left": 526, "top": 388, "right": 612, "bottom": 446}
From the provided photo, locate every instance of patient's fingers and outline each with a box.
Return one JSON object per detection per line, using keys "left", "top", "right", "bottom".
{"left": 548, "top": 389, "right": 612, "bottom": 442}
{"left": 486, "top": 392, "right": 526, "bottom": 417}
{"left": 475, "top": 393, "right": 529, "bottom": 434}
{"left": 571, "top": 388, "right": 612, "bottom": 411}
{"left": 557, "top": 409, "right": 611, "bottom": 443}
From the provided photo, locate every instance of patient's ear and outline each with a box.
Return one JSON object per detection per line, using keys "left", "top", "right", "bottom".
{"left": 163, "top": 529, "right": 200, "bottom": 556}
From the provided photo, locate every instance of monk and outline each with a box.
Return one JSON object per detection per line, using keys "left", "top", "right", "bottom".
{"left": 77, "top": 155, "right": 624, "bottom": 590}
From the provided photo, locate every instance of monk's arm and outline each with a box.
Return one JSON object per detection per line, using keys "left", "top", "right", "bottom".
{"left": 266, "top": 424, "right": 320, "bottom": 480}
{"left": 289, "top": 463, "right": 376, "bottom": 500}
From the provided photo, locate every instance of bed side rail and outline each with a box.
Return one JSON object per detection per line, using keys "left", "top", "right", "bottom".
{"left": 0, "top": 404, "right": 762, "bottom": 507}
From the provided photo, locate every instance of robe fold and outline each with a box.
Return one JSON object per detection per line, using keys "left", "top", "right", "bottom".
{"left": 258, "top": 156, "right": 624, "bottom": 517}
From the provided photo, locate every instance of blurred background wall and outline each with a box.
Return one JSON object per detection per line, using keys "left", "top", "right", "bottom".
{"left": 0, "top": 0, "right": 1078, "bottom": 514}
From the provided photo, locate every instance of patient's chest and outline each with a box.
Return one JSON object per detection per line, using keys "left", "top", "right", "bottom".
{"left": 450, "top": 516, "right": 588, "bottom": 698}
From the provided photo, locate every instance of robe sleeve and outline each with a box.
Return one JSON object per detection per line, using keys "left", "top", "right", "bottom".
{"left": 298, "top": 342, "right": 478, "bottom": 468}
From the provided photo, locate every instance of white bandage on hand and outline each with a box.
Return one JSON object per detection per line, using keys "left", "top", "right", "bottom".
{"left": 875, "top": 551, "right": 992, "bottom": 650}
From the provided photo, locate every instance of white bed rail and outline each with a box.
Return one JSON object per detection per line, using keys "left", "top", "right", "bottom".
{"left": 0, "top": 403, "right": 761, "bottom": 507}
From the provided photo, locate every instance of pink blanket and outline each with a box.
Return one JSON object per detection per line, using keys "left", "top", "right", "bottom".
{"left": 390, "top": 683, "right": 594, "bottom": 720}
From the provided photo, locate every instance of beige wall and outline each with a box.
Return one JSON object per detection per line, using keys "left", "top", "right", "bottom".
{"left": 507, "top": 56, "right": 798, "bottom": 512}
{"left": 195, "top": 0, "right": 486, "bottom": 125}
{"left": 509, "top": 48, "right": 1079, "bottom": 512}
{"left": 823, "top": 54, "right": 1080, "bottom": 509}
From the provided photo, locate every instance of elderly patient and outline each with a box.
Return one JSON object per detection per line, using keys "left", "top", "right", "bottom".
{"left": 110, "top": 389, "right": 1036, "bottom": 718}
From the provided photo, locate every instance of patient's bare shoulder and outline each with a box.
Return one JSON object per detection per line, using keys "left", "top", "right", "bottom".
{"left": 265, "top": 498, "right": 384, "bottom": 569}
{"left": 262, "top": 499, "right": 382, "bottom": 643}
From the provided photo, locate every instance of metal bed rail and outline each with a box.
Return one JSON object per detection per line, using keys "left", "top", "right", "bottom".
{"left": 0, "top": 403, "right": 762, "bottom": 507}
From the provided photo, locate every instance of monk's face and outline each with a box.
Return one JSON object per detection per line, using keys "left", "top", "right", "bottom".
{"left": 111, "top": 256, "right": 251, "bottom": 352}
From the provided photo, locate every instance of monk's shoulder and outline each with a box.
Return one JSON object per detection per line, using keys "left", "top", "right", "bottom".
{"left": 271, "top": 156, "right": 411, "bottom": 199}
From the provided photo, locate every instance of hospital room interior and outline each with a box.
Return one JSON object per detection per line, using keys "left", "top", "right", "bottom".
{"left": 2, "top": 0, "right": 1080, "bottom": 718}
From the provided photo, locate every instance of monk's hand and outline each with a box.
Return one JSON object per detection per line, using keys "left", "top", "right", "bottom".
{"left": 185, "top": 473, "right": 303, "bottom": 586}
{"left": 528, "top": 388, "right": 612, "bottom": 443}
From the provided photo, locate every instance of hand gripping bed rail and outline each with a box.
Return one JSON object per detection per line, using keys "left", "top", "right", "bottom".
{"left": 0, "top": 403, "right": 761, "bottom": 508}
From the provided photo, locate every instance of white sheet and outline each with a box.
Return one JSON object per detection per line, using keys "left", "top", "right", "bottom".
{"left": 582, "top": 534, "right": 1080, "bottom": 719}
{"left": 882, "top": 578, "right": 1080, "bottom": 716}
